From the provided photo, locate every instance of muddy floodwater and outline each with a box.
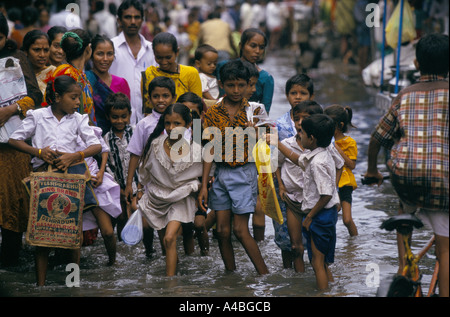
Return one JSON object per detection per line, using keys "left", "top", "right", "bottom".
{"left": 0, "top": 50, "right": 436, "bottom": 298}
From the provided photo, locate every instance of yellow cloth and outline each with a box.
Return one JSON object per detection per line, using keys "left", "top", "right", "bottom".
{"left": 141, "top": 65, "right": 202, "bottom": 115}
{"left": 335, "top": 136, "right": 358, "bottom": 189}
{"left": 36, "top": 65, "right": 56, "bottom": 95}
{"left": 252, "top": 139, "right": 283, "bottom": 225}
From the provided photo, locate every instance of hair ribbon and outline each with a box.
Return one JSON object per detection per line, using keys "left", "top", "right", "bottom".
{"left": 61, "top": 32, "right": 83, "bottom": 50}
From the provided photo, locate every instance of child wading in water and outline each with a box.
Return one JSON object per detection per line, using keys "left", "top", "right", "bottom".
{"left": 9, "top": 75, "right": 102, "bottom": 285}
{"left": 198, "top": 59, "right": 269, "bottom": 275}
{"left": 267, "top": 114, "right": 341, "bottom": 289}
{"left": 136, "top": 103, "right": 203, "bottom": 276}
{"left": 324, "top": 104, "right": 358, "bottom": 236}
{"left": 125, "top": 76, "right": 177, "bottom": 257}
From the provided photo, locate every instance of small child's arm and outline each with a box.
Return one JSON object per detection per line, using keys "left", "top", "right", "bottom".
{"left": 125, "top": 153, "right": 140, "bottom": 204}
{"left": 275, "top": 167, "right": 287, "bottom": 201}
{"left": 334, "top": 144, "right": 356, "bottom": 170}
{"left": 303, "top": 195, "right": 332, "bottom": 231}
{"left": 198, "top": 160, "right": 213, "bottom": 213}
{"left": 92, "top": 151, "right": 109, "bottom": 187}
{"left": 266, "top": 131, "right": 301, "bottom": 166}
{"left": 202, "top": 91, "right": 216, "bottom": 100}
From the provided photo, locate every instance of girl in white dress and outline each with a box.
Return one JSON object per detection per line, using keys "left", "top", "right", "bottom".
{"left": 137, "top": 103, "right": 203, "bottom": 276}
{"left": 78, "top": 126, "right": 121, "bottom": 265}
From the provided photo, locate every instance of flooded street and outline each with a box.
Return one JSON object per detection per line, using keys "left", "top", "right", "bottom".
{"left": 0, "top": 49, "right": 436, "bottom": 298}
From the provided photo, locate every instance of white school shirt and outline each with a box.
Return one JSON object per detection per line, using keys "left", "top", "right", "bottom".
{"left": 109, "top": 32, "right": 156, "bottom": 125}
{"left": 127, "top": 111, "right": 161, "bottom": 156}
{"left": 277, "top": 136, "right": 305, "bottom": 203}
{"left": 10, "top": 107, "right": 100, "bottom": 169}
{"left": 298, "top": 147, "right": 341, "bottom": 212}
{"left": 126, "top": 110, "right": 192, "bottom": 157}
{"left": 276, "top": 137, "right": 344, "bottom": 204}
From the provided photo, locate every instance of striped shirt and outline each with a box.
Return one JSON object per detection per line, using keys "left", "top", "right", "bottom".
{"left": 104, "top": 125, "right": 138, "bottom": 191}
{"left": 372, "top": 75, "right": 449, "bottom": 210}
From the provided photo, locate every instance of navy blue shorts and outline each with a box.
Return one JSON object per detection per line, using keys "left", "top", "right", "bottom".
{"left": 303, "top": 206, "right": 338, "bottom": 264}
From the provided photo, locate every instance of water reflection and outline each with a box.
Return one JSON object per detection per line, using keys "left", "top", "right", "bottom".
{"left": 0, "top": 50, "right": 435, "bottom": 298}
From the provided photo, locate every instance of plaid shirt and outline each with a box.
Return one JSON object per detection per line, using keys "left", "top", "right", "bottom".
{"left": 372, "top": 75, "right": 449, "bottom": 210}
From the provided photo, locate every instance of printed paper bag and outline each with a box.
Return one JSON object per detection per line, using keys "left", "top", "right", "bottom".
{"left": 26, "top": 167, "right": 86, "bottom": 249}
{"left": 252, "top": 139, "right": 283, "bottom": 225}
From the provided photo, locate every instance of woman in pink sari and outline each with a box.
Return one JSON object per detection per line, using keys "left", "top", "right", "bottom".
{"left": 86, "top": 34, "right": 130, "bottom": 135}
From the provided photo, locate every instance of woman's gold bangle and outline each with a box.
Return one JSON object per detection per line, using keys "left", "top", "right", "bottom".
{"left": 38, "top": 148, "right": 42, "bottom": 159}
{"left": 78, "top": 151, "right": 85, "bottom": 161}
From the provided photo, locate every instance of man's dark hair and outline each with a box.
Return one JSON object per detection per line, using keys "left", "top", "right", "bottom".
{"left": 117, "top": 0, "right": 144, "bottom": 19}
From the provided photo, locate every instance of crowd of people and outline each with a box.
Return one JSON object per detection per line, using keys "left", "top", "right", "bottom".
{"left": 0, "top": 0, "right": 448, "bottom": 296}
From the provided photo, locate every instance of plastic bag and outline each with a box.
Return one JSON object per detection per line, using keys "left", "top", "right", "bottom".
{"left": 252, "top": 139, "right": 283, "bottom": 225}
{"left": 0, "top": 57, "right": 27, "bottom": 143}
{"left": 121, "top": 209, "right": 143, "bottom": 245}
{"left": 385, "top": 1, "right": 417, "bottom": 49}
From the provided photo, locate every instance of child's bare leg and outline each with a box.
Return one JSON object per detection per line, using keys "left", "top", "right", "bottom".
{"left": 233, "top": 213, "right": 269, "bottom": 275}
{"left": 286, "top": 209, "right": 305, "bottom": 273}
{"left": 435, "top": 234, "right": 449, "bottom": 297}
{"left": 116, "top": 197, "right": 129, "bottom": 241}
{"left": 164, "top": 221, "right": 182, "bottom": 276}
{"left": 205, "top": 210, "right": 216, "bottom": 231}
{"left": 93, "top": 207, "right": 116, "bottom": 265}
{"left": 182, "top": 222, "right": 195, "bottom": 255}
{"left": 67, "top": 248, "right": 81, "bottom": 266}
{"left": 215, "top": 210, "right": 236, "bottom": 271}
{"left": 35, "top": 246, "right": 50, "bottom": 286}
{"left": 252, "top": 198, "right": 265, "bottom": 242}
{"left": 157, "top": 228, "right": 166, "bottom": 256}
{"left": 281, "top": 250, "right": 293, "bottom": 269}
{"left": 310, "top": 238, "right": 329, "bottom": 290}
{"left": 194, "top": 214, "right": 209, "bottom": 256}
{"left": 142, "top": 217, "right": 156, "bottom": 257}
{"left": 396, "top": 202, "right": 407, "bottom": 274}
{"left": 325, "top": 263, "right": 333, "bottom": 282}
{"left": 341, "top": 201, "right": 358, "bottom": 236}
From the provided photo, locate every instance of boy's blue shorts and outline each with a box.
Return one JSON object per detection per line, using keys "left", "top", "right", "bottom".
{"left": 303, "top": 206, "right": 338, "bottom": 264}
{"left": 208, "top": 163, "right": 258, "bottom": 215}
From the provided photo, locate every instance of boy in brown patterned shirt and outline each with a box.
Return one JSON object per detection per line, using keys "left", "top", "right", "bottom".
{"left": 198, "top": 59, "right": 268, "bottom": 275}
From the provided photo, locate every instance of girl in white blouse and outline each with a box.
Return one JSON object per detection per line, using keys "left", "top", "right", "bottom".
{"left": 136, "top": 103, "right": 203, "bottom": 276}
{"left": 9, "top": 75, "right": 102, "bottom": 286}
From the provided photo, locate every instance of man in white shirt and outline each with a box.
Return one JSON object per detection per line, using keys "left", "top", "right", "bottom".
{"left": 109, "top": 0, "right": 156, "bottom": 125}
